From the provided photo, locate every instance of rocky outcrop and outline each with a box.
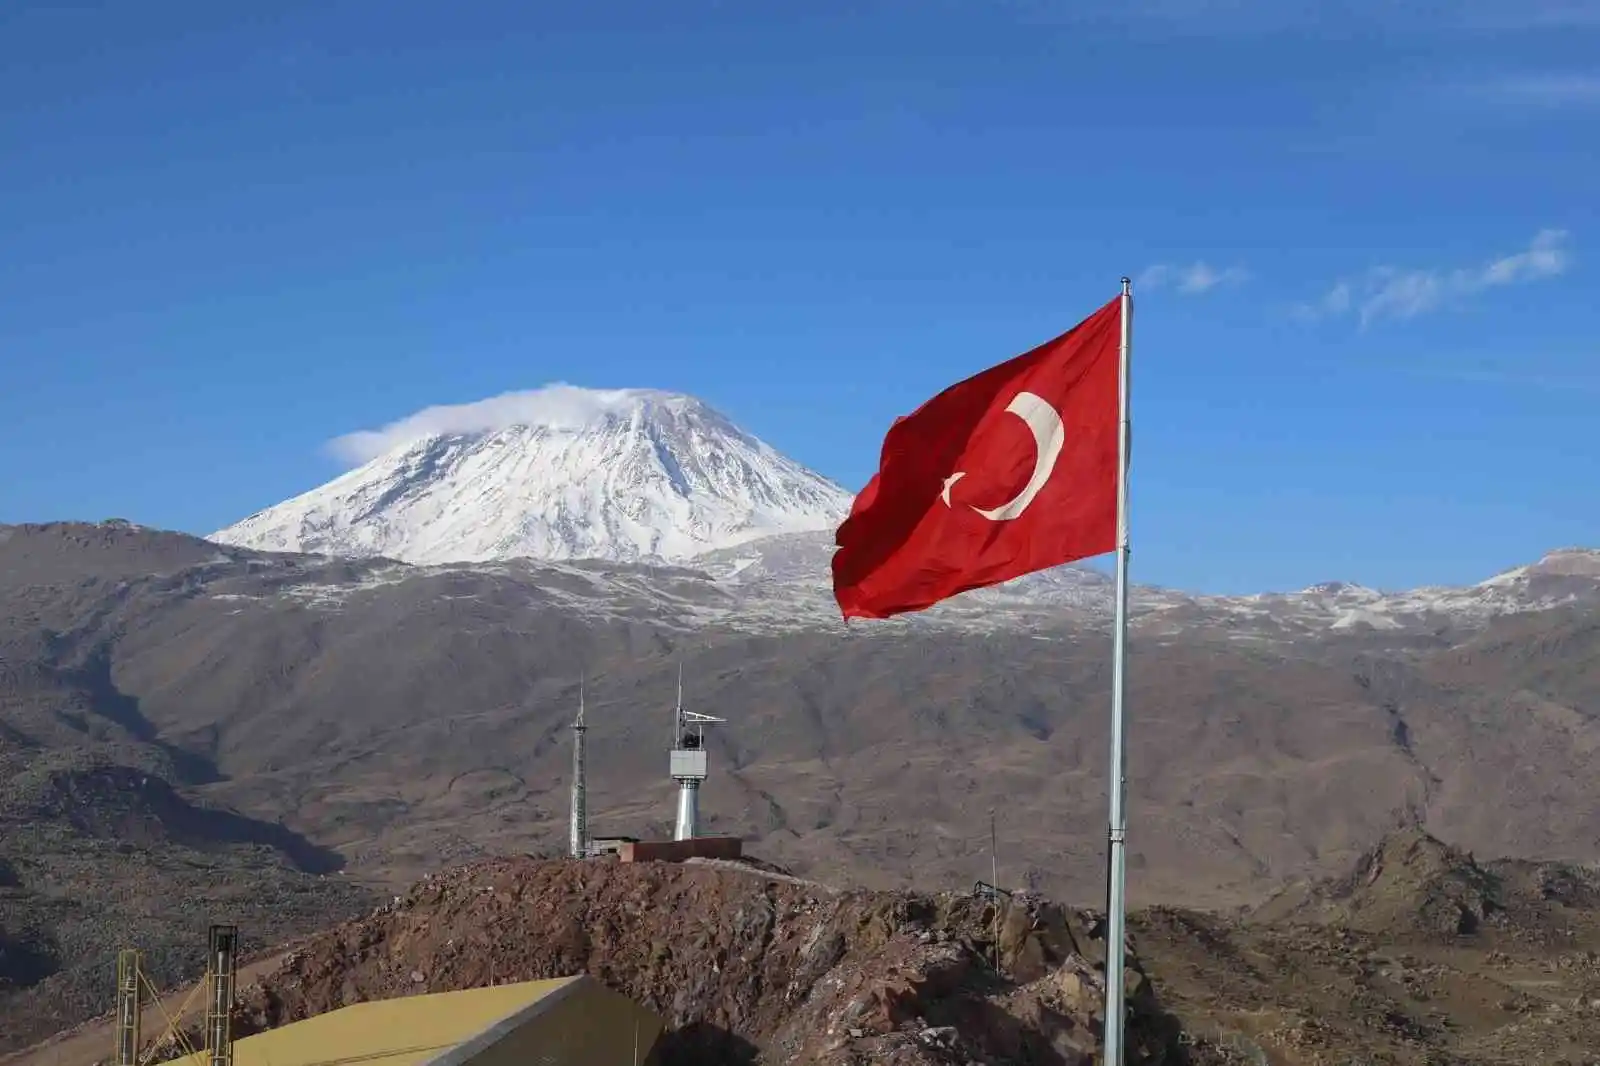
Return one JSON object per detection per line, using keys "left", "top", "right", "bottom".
{"left": 1246, "top": 827, "right": 1600, "bottom": 942}
{"left": 227, "top": 857, "right": 1188, "bottom": 1065}
{"left": 1272, "top": 828, "right": 1504, "bottom": 935}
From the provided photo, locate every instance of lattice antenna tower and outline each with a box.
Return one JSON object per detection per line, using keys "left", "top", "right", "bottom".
{"left": 569, "top": 674, "right": 588, "bottom": 859}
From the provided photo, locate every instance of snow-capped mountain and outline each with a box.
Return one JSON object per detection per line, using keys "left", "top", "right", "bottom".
{"left": 211, "top": 386, "right": 854, "bottom": 565}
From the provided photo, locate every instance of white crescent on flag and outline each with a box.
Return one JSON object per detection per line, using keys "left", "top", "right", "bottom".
{"left": 939, "top": 391, "right": 1067, "bottom": 521}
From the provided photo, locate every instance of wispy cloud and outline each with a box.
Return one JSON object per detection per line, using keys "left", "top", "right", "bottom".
{"left": 1138, "top": 261, "right": 1249, "bottom": 295}
{"left": 1296, "top": 229, "right": 1573, "bottom": 327}
{"left": 1299, "top": 281, "right": 1353, "bottom": 319}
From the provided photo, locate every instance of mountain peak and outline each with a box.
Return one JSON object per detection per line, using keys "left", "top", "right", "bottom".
{"left": 1533, "top": 547, "right": 1600, "bottom": 575}
{"left": 1478, "top": 546, "right": 1600, "bottom": 589}
{"left": 326, "top": 385, "right": 740, "bottom": 464}
{"left": 211, "top": 386, "right": 852, "bottom": 565}
{"left": 448, "top": 385, "right": 717, "bottom": 429}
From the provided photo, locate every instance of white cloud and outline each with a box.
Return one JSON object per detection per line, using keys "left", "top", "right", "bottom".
{"left": 1479, "top": 228, "right": 1572, "bottom": 283}
{"left": 1296, "top": 229, "right": 1572, "bottom": 327}
{"left": 1138, "top": 261, "right": 1249, "bottom": 294}
{"left": 1358, "top": 268, "right": 1446, "bottom": 324}
{"left": 1290, "top": 281, "right": 1353, "bottom": 322}
{"left": 327, "top": 384, "right": 686, "bottom": 465}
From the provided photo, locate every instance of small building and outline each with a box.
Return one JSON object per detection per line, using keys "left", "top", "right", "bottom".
{"left": 170, "top": 976, "right": 661, "bottom": 1066}
{"left": 618, "top": 837, "right": 743, "bottom": 864}
{"left": 587, "top": 835, "right": 639, "bottom": 857}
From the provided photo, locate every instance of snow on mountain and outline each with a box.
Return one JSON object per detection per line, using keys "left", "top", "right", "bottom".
{"left": 203, "top": 379, "right": 1599, "bottom": 636}
{"left": 220, "top": 533, "right": 1599, "bottom": 642}
{"left": 210, "top": 386, "right": 854, "bottom": 565}
{"left": 1147, "top": 547, "right": 1600, "bottom": 638}
{"left": 688, "top": 529, "right": 1124, "bottom": 627}
{"left": 1481, "top": 547, "right": 1600, "bottom": 585}
{"left": 196, "top": 502, "right": 1600, "bottom": 640}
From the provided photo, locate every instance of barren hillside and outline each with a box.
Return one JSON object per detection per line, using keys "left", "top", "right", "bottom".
{"left": 61, "top": 839, "right": 1600, "bottom": 1066}
{"left": 3, "top": 521, "right": 1599, "bottom": 1054}
{"left": 216, "top": 856, "right": 1190, "bottom": 1066}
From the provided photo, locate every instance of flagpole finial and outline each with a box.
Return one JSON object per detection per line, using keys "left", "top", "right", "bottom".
{"left": 1121, "top": 276, "right": 1132, "bottom": 291}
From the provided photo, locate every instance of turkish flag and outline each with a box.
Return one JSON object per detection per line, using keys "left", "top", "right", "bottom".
{"left": 832, "top": 296, "right": 1121, "bottom": 620}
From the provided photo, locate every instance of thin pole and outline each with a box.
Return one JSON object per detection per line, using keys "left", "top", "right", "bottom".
{"left": 1103, "top": 277, "right": 1133, "bottom": 1066}
{"left": 990, "top": 807, "right": 999, "bottom": 974}
{"left": 570, "top": 676, "right": 588, "bottom": 859}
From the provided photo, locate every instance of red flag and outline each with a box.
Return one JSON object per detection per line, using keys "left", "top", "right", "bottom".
{"left": 832, "top": 296, "right": 1121, "bottom": 619}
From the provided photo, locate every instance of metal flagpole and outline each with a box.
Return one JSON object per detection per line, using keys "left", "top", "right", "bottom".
{"left": 1103, "top": 276, "right": 1134, "bottom": 1066}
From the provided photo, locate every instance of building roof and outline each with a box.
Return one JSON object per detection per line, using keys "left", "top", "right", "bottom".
{"left": 169, "top": 978, "right": 587, "bottom": 1066}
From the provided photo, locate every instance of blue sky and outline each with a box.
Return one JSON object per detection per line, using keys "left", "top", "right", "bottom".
{"left": 1, "top": 0, "right": 1595, "bottom": 594}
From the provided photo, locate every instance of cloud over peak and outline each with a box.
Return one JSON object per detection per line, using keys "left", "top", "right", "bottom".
{"left": 326, "top": 385, "right": 704, "bottom": 465}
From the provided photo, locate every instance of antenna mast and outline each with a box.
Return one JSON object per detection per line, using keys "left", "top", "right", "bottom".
{"left": 569, "top": 676, "right": 588, "bottom": 859}
{"left": 669, "top": 661, "right": 723, "bottom": 840}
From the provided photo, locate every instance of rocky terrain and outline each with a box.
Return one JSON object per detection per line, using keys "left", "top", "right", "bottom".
{"left": 0, "top": 524, "right": 376, "bottom": 1050}
{"left": 215, "top": 857, "right": 1183, "bottom": 1065}
{"left": 0, "top": 752, "right": 373, "bottom": 1051}
{"left": 20, "top": 834, "right": 1598, "bottom": 1066}
{"left": 3, "top": 519, "right": 1598, "bottom": 1058}
{"left": 1139, "top": 829, "right": 1600, "bottom": 1065}
{"left": 4, "top": 521, "right": 1598, "bottom": 905}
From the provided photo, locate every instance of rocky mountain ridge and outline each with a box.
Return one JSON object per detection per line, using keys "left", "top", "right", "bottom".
{"left": 3, "top": 519, "right": 1599, "bottom": 1063}
{"left": 211, "top": 856, "right": 1183, "bottom": 1066}
{"left": 3, "top": 520, "right": 1598, "bottom": 902}
{"left": 35, "top": 832, "right": 1600, "bottom": 1066}
{"left": 142, "top": 516, "right": 1600, "bottom": 642}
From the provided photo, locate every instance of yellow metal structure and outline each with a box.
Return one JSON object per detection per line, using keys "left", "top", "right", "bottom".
{"left": 164, "top": 976, "right": 662, "bottom": 1066}
{"left": 138, "top": 967, "right": 204, "bottom": 1065}
{"left": 204, "top": 925, "right": 238, "bottom": 1066}
{"left": 114, "top": 950, "right": 141, "bottom": 1066}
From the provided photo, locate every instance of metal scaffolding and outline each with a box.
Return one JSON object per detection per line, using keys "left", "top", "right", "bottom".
{"left": 115, "top": 949, "right": 142, "bottom": 1066}
{"left": 205, "top": 925, "right": 238, "bottom": 1066}
{"left": 570, "top": 678, "right": 588, "bottom": 859}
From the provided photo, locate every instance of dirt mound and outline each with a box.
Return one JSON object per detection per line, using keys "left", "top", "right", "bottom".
{"left": 1252, "top": 827, "right": 1600, "bottom": 947}
{"left": 224, "top": 857, "right": 1190, "bottom": 1066}
{"left": 1252, "top": 828, "right": 1505, "bottom": 935}
{"left": 1134, "top": 903, "right": 1600, "bottom": 1066}
{"left": 1127, "top": 830, "right": 1600, "bottom": 1064}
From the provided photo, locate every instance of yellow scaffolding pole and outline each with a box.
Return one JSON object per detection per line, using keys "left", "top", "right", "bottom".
{"left": 114, "top": 951, "right": 141, "bottom": 1066}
